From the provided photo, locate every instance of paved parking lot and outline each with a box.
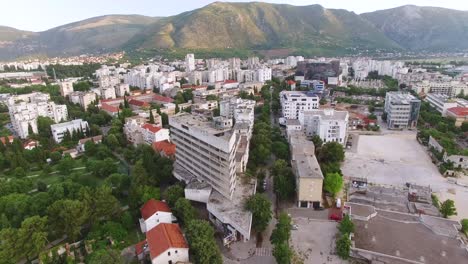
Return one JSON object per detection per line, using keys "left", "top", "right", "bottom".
{"left": 342, "top": 132, "right": 468, "bottom": 221}
{"left": 290, "top": 218, "right": 348, "bottom": 264}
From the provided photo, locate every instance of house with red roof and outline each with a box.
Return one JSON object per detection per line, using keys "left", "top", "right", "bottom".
{"left": 152, "top": 140, "right": 176, "bottom": 159}
{"left": 23, "top": 139, "right": 39, "bottom": 150}
{"left": 139, "top": 199, "right": 174, "bottom": 233}
{"left": 446, "top": 107, "right": 468, "bottom": 127}
{"left": 135, "top": 223, "right": 189, "bottom": 264}
{"left": 141, "top": 124, "right": 169, "bottom": 145}
{"left": 0, "top": 136, "right": 14, "bottom": 145}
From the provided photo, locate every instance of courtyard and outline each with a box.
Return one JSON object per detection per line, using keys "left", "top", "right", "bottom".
{"left": 342, "top": 131, "right": 468, "bottom": 221}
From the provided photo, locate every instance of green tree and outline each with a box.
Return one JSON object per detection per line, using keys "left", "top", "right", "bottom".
{"left": 338, "top": 215, "right": 354, "bottom": 234}
{"left": 272, "top": 160, "right": 295, "bottom": 200}
{"left": 272, "top": 242, "right": 292, "bottom": 264}
{"left": 461, "top": 122, "right": 468, "bottom": 132}
{"left": 87, "top": 249, "right": 124, "bottom": 264}
{"left": 185, "top": 220, "right": 223, "bottom": 264}
{"left": 163, "top": 185, "right": 185, "bottom": 207}
{"left": 318, "top": 142, "right": 345, "bottom": 163}
{"left": 270, "top": 213, "right": 291, "bottom": 245}
{"left": 311, "top": 135, "right": 323, "bottom": 149}
{"left": 440, "top": 199, "right": 457, "bottom": 218}
{"left": 18, "top": 216, "right": 48, "bottom": 261}
{"left": 174, "top": 198, "right": 197, "bottom": 226}
{"left": 245, "top": 193, "right": 272, "bottom": 232}
{"left": 336, "top": 234, "right": 351, "bottom": 260}
{"left": 323, "top": 172, "right": 343, "bottom": 198}
{"left": 149, "top": 110, "right": 155, "bottom": 124}
{"left": 47, "top": 199, "right": 89, "bottom": 241}
{"left": 461, "top": 219, "right": 468, "bottom": 235}
{"left": 57, "top": 154, "right": 75, "bottom": 175}
{"left": 80, "top": 186, "right": 120, "bottom": 223}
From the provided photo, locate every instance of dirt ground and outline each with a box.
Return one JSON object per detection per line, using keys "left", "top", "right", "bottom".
{"left": 342, "top": 131, "right": 468, "bottom": 221}
{"left": 289, "top": 218, "right": 348, "bottom": 264}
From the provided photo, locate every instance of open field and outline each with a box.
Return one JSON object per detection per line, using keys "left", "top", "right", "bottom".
{"left": 342, "top": 132, "right": 468, "bottom": 221}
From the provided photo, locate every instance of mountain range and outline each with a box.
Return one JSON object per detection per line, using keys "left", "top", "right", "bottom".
{"left": 1, "top": 2, "right": 468, "bottom": 59}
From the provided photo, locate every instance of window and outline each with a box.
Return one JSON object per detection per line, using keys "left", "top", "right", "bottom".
{"left": 168, "top": 261, "right": 172, "bottom": 264}
{"left": 175, "top": 250, "right": 178, "bottom": 254}
{"left": 168, "top": 252, "right": 171, "bottom": 256}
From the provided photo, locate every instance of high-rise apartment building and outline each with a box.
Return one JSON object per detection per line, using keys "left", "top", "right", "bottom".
{"left": 185, "top": 54, "right": 195, "bottom": 72}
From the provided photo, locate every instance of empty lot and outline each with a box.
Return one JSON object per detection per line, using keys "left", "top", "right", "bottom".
{"left": 342, "top": 132, "right": 468, "bottom": 221}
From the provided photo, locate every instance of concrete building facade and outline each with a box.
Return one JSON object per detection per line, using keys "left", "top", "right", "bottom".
{"left": 280, "top": 91, "right": 320, "bottom": 119}
{"left": 384, "top": 92, "right": 421, "bottom": 129}
{"left": 299, "top": 109, "right": 349, "bottom": 145}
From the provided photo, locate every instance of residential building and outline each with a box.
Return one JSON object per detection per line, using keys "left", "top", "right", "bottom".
{"left": 299, "top": 109, "right": 349, "bottom": 145}
{"left": 384, "top": 92, "right": 421, "bottom": 129}
{"left": 8, "top": 93, "right": 68, "bottom": 138}
{"left": 170, "top": 113, "right": 255, "bottom": 244}
{"left": 289, "top": 131, "right": 323, "bottom": 208}
{"left": 115, "top": 83, "right": 130, "bottom": 97}
{"left": 139, "top": 199, "right": 174, "bottom": 233}
{"left": 77, "top": 135, "right": 102, "bottom": 153}
{"left": 280, "top": 91, "right": 320, "bottom": 119}
{"left": 59, "top": 81, "right": 74, "bottom": 97}
{"left": 446, "top": 107, "right": 468, "bottom": 127}
{"left": 219, "top": 97, "right": 255, "bottom": 125}
{"left": 185, "top": 54, "right": 195, "bottom": 72}
{"left": 146, "top": 223, "right": 189, "bottom": 264}
{"left": 69, "top": 91, "right": 96, "bottom": 111}
{"left": 50, "top": 119, "right": 88, "bottom": 143}
{"left": 152, "top": 140, "right": 176, "bottom": 159}
{"left": 124, "top": 116, "right": 169, "bottom": 146}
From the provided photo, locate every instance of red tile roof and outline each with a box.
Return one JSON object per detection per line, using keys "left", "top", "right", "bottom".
{"left": 135, "top": 240, "right": 147, "bottom": 255}
{"left": 152, "top": 140, "right": 176, "bottom": 157}
{"left": 153, "top": 94, "right": 174, "bottom": 103}
{"left": 224, "top": 80, "right": 238, "bottom": 84}
{"left": 129, "top": 99, "right": 150, "bottom": 108}
{"left": 140, "top": 199, "right": 171, "bottom": 220}
{"left": 100, "top": 103, "right": 119, "bottom": 113}
{"left": 287, "top": 80, "right": 296, "bottom": 85}
{"left": 447, "top": 107, "right": 468, "bottom": 117}
{"left": 0, "top": 136, "right": 14, "bottom": 145}
{"left": 147, "top": 223, "right": 188, "bottom": 260}
{"left": 142, "top": 123, "right": 162, "bottom": 133}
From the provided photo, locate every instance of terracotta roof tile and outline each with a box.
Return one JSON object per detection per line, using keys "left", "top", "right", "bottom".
{"left": 147, "top": 223, "right": 188, "bottom": 260}
{"left": 447, "top": 107, "right": 468, "bottom": 117}
{"left": 152, "top": 140, "right": 176, "bottom": 156}
{"left": 140, "top": 199, "right": 171, "bottom": 220}
{"left": 142, "top": 123, "right": 162, "bottom": 133}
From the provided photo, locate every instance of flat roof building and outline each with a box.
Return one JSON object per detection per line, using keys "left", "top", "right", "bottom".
{"left": 289, "top": 131, "right": 323, "bottom": 208}
{"left": 384, "top": 92, "right": 421, "bottom": 129}
{"left": 280, "top": 91, "right": 319, "bottom": 119}
{"left": 299, "top": 109, "right": 349, "bottom": 145}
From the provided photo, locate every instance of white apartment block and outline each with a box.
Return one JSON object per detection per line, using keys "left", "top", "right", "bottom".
{"left": 352, "top": 59, "right": 407, "bottom": 80}
{"left": 280, "top": 91, "right": 320, "bottom": 119}
{"left": 384, "top": 92, "right": 421, "bottom": 130}
{"left": 69, "top": 91, "right": 96, "bottom": 111}
{"left": 124, "top": 116, "right": 169, "bottom": 146}
{"left": 185, "top": 54, "right": 195, "bottom": 72}
{"left": 115, "top": 83, "right": 130, "bottom": 97}
{"left": 414, "top": 81, "right": 468, "bottom": 97}
{"left": 170, "top": 114, "right": 239, "bottom": 199}
{"left": 50, "top": 119, "right": 88, "bottom": 143}
{"left": 59, "top": 81, "right": 74, "bottom": 97}
{"left": 100, "top": 87, "right": 116, "bottom": 100}
{"left": 425, "top": 93, "right": 460, "bottom": 116}
{"left": 220, "top": 97, "right": 255, "bottom": 126}
{"left": 8, "top": 93, "right": 68, "bottom": 138}
{"left": 170, "top": 113, "right": 254, "bottom": 243}
{"left": 299, "top": 109, "right": 349, "bottom": 145}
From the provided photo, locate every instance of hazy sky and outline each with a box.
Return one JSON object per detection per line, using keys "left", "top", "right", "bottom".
{"left": 1, "top": 0, "right": 467, "bottom": 32}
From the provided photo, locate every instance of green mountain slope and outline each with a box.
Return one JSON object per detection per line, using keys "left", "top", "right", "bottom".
{"left": 361, "top": 5, "right": 468, "bottom": 51}
{"left": 0, "top": 15, "right": 159, "bottom": 59}
{"left": 130, "top": 2, "right": 401, "bottom": 53}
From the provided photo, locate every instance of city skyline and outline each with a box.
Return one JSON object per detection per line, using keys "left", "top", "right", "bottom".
{"left": 1, "top": 0, "right": 468, "bottom": 32}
